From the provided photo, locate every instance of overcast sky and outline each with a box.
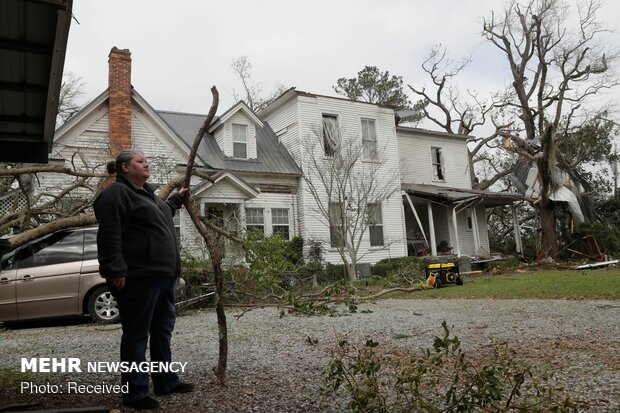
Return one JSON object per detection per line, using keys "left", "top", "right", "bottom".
{"left": 64, "top": 0, "right": 620, "bottom": 131}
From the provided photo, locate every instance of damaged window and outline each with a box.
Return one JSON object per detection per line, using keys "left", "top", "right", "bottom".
{"left": 361, "top": 118, "right": 377, "bottom": 160}
{"left": 431, "top": 146, "right": 445, "bottom": 181}
{"left": 322, "top": 114, "right": 338, "bottom": 157}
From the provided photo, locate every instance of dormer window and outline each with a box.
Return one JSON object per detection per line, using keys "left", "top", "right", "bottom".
{"left": 233, "top": 123, "right": 248, "bottom": 159}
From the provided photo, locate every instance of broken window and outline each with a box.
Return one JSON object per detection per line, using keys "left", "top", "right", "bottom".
{"left": 322, "top": 114, "right": 338, "bottom": 157}
{"left": 361, "top": 118, "right": 377, "bottom": 160}
{"left": 431, "top": 146, "right": 445, "bottom": 181}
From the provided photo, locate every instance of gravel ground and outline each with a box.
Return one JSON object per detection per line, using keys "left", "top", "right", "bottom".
{"left": 1, "top": 298, "right": 619, "bottom": 412}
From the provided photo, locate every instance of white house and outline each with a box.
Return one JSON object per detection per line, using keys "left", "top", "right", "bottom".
{"left": 396, "top": 127, "right": 522, "bottom": 257}
{"left": 39, "top": 47, "right": 522, "bottom": 269}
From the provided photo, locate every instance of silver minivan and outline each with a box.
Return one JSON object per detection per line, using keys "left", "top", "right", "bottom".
{"left": 0, "top": 227, "right": 122, "bottom": 323}
{"left": 1, "top": 227, "right": 186, "bottom": 324}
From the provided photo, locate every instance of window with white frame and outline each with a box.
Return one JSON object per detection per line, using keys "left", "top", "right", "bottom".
{"left": 361, "top": 118, "right": 377, "bottom": 160}
{"left": 272, "top": 208, "right": 290, "bottom": 239}
{"left": 367, "top": 203, "right": 384, "bottom": 247}
{"left": 329, "top": 202, "right": 344, "bottom": 248}
{"left": 431, "top": 146, "right": 445, "bottom": 181}
{"left": 245, "top": 207, "right": 264, "bottom": 235}
{"left": 232, "top": 123, "right": 248, "bottom": 159}
{"left": 465, "top": 207, "right": 473, "bottom": 231}
{"left": 322, "top": 114, "right": 338, "bottom": 156}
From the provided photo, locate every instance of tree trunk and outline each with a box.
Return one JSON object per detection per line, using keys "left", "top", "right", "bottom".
{"left": 536, "top": 126, "right": 559, "bottom": 259}
{"left": 346, "top": 260, "right": 357, "bottom": 281}
{"left": 537, "top": 198, "right": 558, "bottom": 258}
{"left": 179, "top": 86, "right": 229, "bottom": 383}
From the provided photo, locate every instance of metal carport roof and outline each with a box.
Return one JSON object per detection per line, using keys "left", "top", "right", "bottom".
{"left": 0, "top": 0, "right": 73, "bottom": 163}
{"left": 401, "top": 183, "right": 524, "bottom": 208}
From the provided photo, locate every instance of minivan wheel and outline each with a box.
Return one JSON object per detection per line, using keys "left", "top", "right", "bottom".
{"left": 88, "top": 286, "right": 120, "bottom": 323}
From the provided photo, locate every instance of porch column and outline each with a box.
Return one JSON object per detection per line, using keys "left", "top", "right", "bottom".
{"left": 404, "top": 192, "right": 429, "bottom": 247}
{"left": 427, "top": 202, "right": 437, "bottom": 256}
{"left": 511, "top": 203, "right": 523, "bottom": 255}
{"left": 451, "top": 206, "right": 461, "bottom": 257}
{"left": 471, "top": 206, "right": 481, "bottom": 253}
{"left": 239, "top": 202, "right": 247, "bottom": 234}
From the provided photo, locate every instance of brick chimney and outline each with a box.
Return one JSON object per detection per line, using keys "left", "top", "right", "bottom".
{"left": 108, "top": 47, "right": 132, "bottom": 156}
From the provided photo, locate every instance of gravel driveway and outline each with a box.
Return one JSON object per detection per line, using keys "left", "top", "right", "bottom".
{"left": 1, "top": 298, "right": 619, "bottom": 412}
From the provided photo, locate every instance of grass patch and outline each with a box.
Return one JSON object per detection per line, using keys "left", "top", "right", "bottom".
{"left": 0, "top": 370, "right": 34, "bottom": 390}
{"left": 398, "top": 268, "right": 620, "bottom": 300}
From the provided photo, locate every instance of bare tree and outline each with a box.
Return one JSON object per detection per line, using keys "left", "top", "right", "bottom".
{"left": 483, "top": 0, "right": 618, "bottom": 257}
{"left": 56, "top": 71, "right": 86, "bottom": 128}
{"left": 408, "top": 45, "right": 512, "bottom": 189}
{"left": 231, "top": 56, "right": 288, "bottom": 112}
{"left": 302, "top": 125, "right": 400, "bottom": 280}
{"left": 0, "top": 160, "right": 107, "bottom": 245}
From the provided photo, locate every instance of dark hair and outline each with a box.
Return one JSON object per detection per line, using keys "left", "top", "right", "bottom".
{"left": 106, "top": 161, "right": 116, "bottom": 175}
{"left": 114, "top": 149, "right": 143, "bottom": 176}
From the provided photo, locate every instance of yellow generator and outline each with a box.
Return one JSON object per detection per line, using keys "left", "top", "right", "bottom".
{"left": 425, "top": 262, "right": 463, "bottom": 288}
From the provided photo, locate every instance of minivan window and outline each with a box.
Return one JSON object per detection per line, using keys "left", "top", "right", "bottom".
{"left": 83, "top": 230, "right": 98, "bottom": 260}
{"left": 1, "top": 249, "right": 17, "bottom": 270}
{"left": 17, "top": 231, "right": 84, "bottom": 269}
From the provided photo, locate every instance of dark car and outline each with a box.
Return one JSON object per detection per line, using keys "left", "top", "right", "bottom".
{"left": 0, "top": 227, "right": 184, "bottom": 324}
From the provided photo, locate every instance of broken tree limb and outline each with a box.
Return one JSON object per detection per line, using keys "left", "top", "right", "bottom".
{"left": 178, "top": 86, "right": 229, "bottom": 384}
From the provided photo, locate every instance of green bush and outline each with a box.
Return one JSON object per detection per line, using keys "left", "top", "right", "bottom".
{"left": 181, "top": 256, "right": 212, "bottom": 295}
{"left": 245, "top": 233, "right": 296, "bottom": 289}
{"left": 370, "top": 256, "right": 427, "bottom": 285}
{"left": 371, "top": 256, "right": 422, "bottom": 277}
{"left": 287, "top": 236, "right": 304, "bottom": 265}
{"left": 323, "top": 321, "right": 577, "bottom": 412}
{"left": 324, "top": 263, "right": 347, "bottom": 282}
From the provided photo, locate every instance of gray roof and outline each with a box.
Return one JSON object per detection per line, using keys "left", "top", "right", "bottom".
{"left": 157, "top": 110, "right": 301, "bottom": 176}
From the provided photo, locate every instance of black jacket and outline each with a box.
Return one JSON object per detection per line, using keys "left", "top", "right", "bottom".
{"left": 94, "top": 174, "right": 183, "bottom": 279}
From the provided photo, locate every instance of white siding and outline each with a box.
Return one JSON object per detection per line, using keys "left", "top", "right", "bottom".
{"left": 180, "top": 191, "right": 298, "bottom": 264}
{"left": 216, "top": 112, "right": 258, "bottom": 159}
{"left": 244, "top": 192, "right": 297, "bottom": 238}
{"left": 262, "top": 99, "right": 301, "bottom": 164}
{"left": 296, "top": 95, "right": 407, "bottom": 265}
{"left": 397, "top": 130, "right": 472, "bottom": 189}
{"left": 40, "top": 101, "right": 188, "bottom": 232}
{"left": 197, "top": 180, "right": 253, "bottom": 204}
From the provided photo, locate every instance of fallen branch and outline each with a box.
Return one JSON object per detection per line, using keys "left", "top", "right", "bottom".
{"left": 179, "top": 86, "right": 230, "bottom": 384}
{"left": 357, "top": 286, "right": 423, "bottom": 301}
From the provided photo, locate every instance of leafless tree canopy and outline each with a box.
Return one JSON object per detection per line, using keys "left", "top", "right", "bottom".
{"left": 302, "top": 125, "right": 400, "bottom": 280}
{"left": 410, "top": 0, "right": 618, "bottom": 257}
{"left": 56, "top": 71, "right": 86, "bottom": 128}
{"left": 230, "top": 56, "right": 288, "bottom": 112}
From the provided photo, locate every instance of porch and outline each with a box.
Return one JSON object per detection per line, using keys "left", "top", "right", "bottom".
{"left": 401, "top": 183, "right": 523, "bottom": 258}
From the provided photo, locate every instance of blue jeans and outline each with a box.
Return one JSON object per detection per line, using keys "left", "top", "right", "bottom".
{"left": 107, "top": 276, "right": 181, "bottom": 402}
